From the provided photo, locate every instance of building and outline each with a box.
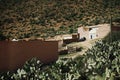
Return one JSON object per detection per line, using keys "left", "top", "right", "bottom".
{"left": 78, "top": 24, "right": 111, "bottom": 40}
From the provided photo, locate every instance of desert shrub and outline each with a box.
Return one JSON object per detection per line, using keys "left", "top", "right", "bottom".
{"left": 59, "top": 25, "right": 64, "bottom": 30}
{"left": 76, "top": 47, "right": 83, "bottom": 52}
{"left": 94, "top": 18, "right": 100, "bottom": 25}
{"left": 23, "top": 33, "right": 31, "bottom": 38}
{"left": 112, "top": 17, "right": 120, "bottom": 23}
{"left": 0, "top": 30, "right": 6, "bottom": 40}
{"left": 69, "top": 28, "right": 73, "bottom": 34}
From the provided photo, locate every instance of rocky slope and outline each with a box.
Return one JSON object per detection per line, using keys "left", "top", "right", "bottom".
{"left": 0, "top": 0, "right": 120, "bottom": 39}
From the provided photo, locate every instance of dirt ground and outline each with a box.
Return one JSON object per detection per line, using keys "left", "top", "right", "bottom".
{"left": 59, "top": 39, "right": 100, "bottom": 59}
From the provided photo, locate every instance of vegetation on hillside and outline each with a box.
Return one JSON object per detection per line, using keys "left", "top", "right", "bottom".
{"left": 0, "top": 0, "right": 120, "bottom": 39}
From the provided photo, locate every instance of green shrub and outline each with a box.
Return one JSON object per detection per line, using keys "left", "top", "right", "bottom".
{"left": 0, "top": 30, "right": 6, "bottom": 40}
{"left": 83, "top": 40, "right": 120, "bottom": 79}
{"left": 69, "top": 28, "right": 73, "bottom": 34}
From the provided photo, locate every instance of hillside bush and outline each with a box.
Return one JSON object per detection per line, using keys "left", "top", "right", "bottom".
{"left": 0, "top": 30, "right": 6, "bottom": 40}
{"left": 1, "top": 0, "right": 120, "bottom": 39}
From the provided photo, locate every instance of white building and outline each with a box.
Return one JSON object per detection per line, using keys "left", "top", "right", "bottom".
{"left": 78, "top": 24, "right": 111, "bottom": 40}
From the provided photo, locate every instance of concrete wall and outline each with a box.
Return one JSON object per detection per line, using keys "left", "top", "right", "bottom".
{"left": 97, "top": 24, "right": 110, "bottom": 39}
{"left": 0, "top": 40, "right": 58, "bottom": 71}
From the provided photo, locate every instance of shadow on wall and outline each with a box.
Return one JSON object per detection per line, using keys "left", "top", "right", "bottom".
{"left": 0, "top": 40, "right": 58, "bottom": 71}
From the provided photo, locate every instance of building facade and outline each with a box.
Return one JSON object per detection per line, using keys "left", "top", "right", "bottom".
{"left": 78, "top": 24, "right": 111, "bottom": 40}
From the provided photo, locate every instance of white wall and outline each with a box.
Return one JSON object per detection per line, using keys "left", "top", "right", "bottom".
{"left": 78, "top": 27, "right": 89, "bottom": 39}
{"left": 78, "top": 24, "right": 110, "bottom": 40}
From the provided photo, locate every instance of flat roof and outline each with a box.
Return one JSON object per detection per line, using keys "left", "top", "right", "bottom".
{"left": 78, "top": 24, "right": 110, "bottom": 29}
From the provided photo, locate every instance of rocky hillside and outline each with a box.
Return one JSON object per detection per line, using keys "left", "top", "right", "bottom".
{"left": 0, "top": 0, "right": 120, "bottom": 40}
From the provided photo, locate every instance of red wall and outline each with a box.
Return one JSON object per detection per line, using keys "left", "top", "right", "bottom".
{"left": 63, "top": 38, "right": 78, "bottom": 44}
{"left": 0, "top": 40, "right": 58, "bottom": 71}
{"left": 112, "top": 26, "right": 120, "bottom": 31}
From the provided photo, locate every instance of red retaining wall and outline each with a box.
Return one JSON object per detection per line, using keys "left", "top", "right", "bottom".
{"left": 0, "top": 40, "right": 58, "bottom": 71}
{"left": 112, "top": 26, "right": 120, "bottom": 31}
{"left": 63, "top": 38, "right": 79, "bottom": 44}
